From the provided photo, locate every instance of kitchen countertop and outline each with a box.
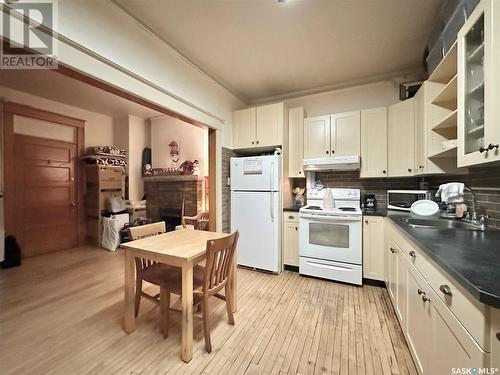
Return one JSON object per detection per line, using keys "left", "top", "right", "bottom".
{"left": 387, "top": 211, "right": 500, "bottom": 309}
{"left": 362, "top": 208, "right": 387, "bottom": 217}
{"left": 283, "top": 206, "right": 303, "bottom": 212}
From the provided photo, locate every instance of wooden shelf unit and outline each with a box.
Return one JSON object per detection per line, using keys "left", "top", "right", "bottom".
{"left": 85, "top": 165, "right": 125, "bottom": 246}
{"left": 428, "top": 42, "right": 457, "bottom": 84}
{"left": 431, "top": 75, "right": 457, "bottom": 110}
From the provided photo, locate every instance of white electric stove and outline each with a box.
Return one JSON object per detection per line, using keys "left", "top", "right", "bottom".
{"left": 298, "top": 188, "right": 363, "bottom": 285}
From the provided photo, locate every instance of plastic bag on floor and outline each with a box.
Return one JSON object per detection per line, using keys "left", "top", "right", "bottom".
{"left": 101, "top": 214, "right": 129, "bottom": 251}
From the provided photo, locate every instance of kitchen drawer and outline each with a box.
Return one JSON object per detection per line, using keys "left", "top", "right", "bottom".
{"left": 99, "top": 179, "right": 123, "bottom": 190}
{"left": 98, "top": 167, "right": 123, "bottom": 181}
{"left": 283, "top": 212, "right": 299, "bottom": 223}
{"left": 392, "top": 224, "right": 490, "bottom": 351}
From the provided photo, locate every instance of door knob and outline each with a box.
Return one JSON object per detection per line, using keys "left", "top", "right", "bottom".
{"left": 71, "top": 202, "right": 77, "bottom": 208}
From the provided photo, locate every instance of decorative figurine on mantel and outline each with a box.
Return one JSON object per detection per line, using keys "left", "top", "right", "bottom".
{"left": 168, "top": 140, "right": 180, "bottom": 172}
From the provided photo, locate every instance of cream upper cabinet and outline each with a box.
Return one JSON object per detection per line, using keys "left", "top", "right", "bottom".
{"left": 362, "top": 216, "right": 384, "bottom": 281}
{"left": 458, "top": 0, "right": 500, "bottom": 167}
{"left": 288, "top": 107, "right": 305, "bottom": 178}
{"left": 360, "top": 107, "right": 388, "bottom": 178}
{"left": 304, "top": 115, "right": 330, "bottom": 159}
{"left": 388, "top": 98, "right": 415, "bottom": 177}
{"left": 232, "top": 102, "right": 285, "bottom": 150}
{"left": 330, "top": 111, "right": 360, "bottom": 156}
{"left": 256, "top": 103, "right": 284, "bottom": 148}
{"left": 232, "top": 108, "right": 256, "bottom": 149}
{"left": 304, "top": 111, "right": 360, "bottom": 159}
{"left": 283, "top": 213, "right": 299, "bottom": 267}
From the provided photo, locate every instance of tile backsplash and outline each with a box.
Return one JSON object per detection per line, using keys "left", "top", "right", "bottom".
{"left": 290, "top": 165, "right": 500, "bottom": 229}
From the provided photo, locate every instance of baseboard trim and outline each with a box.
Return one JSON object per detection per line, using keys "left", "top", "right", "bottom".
{"left": 363, "top": 278, "right": 386, "bottom": 287}
{"left": 284, "top": 264, "right": 299, "bottom": 272}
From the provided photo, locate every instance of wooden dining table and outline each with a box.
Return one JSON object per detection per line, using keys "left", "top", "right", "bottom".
{"left": 121, "top": 229, "right": 236, "bottom": 362}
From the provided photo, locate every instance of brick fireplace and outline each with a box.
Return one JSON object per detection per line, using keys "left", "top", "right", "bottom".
{"left": 144, "top": 175, "right": 205, "bottom": 224}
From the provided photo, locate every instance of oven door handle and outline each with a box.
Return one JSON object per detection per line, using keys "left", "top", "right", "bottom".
{"left": 299, "top": 214, "right": 361, "bottom": 222}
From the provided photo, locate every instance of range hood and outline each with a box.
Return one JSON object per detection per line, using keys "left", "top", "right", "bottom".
{"left": 303, "top": 155, "right": 360, "bottom": 171}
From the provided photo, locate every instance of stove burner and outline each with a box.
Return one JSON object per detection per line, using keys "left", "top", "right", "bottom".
{"left": 338, "top": 207, "right": 356, "bottom": 212}
{"left": 306, "top": 206, "right": 323, "bottom": 210}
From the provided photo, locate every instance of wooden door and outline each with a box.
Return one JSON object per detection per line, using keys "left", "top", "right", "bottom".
{"left": 388, "top": 99, "right": 416, "bottom": 177}
{"left": 303, "top": 115, "right": 330, "bottom": 159}
{"left": 232, "top": 107, "right": 256, "bottom": 149}
{"left": 360, "top": 107, "right": 388, "bottom": 177}
{"left": 331, "top": 111, "right": 360, "bottom": 156}
{"left": 256, "top": 103, "right": 283, "bottom": 148}
{"left": 13, "top": 136, "right": 78, "bottom": 256}
{"left": 287, "top": 107, "right": 304, "bottom": 178}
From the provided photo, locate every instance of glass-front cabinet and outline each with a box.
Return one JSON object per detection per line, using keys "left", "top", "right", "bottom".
{"left": 458, "top": 0, "right": 500, "bottom": 167}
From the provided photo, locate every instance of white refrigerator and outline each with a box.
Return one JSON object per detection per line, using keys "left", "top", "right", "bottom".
{"left": 230, "top": 155, "right": 282, "bottom": 273}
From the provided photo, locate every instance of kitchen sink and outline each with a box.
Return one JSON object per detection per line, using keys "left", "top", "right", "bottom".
{"left": 402, "top": 217, "right": 483, "bottom": 231}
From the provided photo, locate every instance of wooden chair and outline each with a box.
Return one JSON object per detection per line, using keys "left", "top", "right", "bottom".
{"left": 182, "top": 211, "right": 210, "bottom": 231}
{"left": 159, "top": 231, "right": 239, "bottom": 352}
{"left": 129, "top": 221, "right": 177, "bottom": 317}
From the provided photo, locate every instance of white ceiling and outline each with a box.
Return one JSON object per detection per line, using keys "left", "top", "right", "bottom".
{"left": 0, "top": 69, "right": 162, "bottom": 118}
{"left": 113, "top": 0, "right": 441, "bottom": 103}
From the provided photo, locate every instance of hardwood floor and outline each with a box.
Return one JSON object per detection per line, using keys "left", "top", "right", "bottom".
{"left": 0, "top": 247, "right": 417, "bottom": 375}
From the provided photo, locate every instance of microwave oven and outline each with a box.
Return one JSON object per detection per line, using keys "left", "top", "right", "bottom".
{"left": 387, "top": 190, "right": 432, "bottom": 211}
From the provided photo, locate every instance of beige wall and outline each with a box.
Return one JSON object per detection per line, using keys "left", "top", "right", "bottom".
{"left": 0, "top": 85, "right": 114, "bottom": 148}
{"left": 151, "top": 116, "right": 208, "bottom": 176}
{"left": 283, "top": 80, "right": 402, "bottom": 117}
{"left": 128, "top": 115, "right": 150, "bottom": 201}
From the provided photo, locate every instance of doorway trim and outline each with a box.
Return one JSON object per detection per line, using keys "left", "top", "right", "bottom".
{"left": 3, "top": 102, "right": 86, "bottom": 246}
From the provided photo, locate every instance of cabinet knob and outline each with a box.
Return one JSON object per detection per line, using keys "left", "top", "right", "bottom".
{"left": 331, "top": 150, "right": 335, "bottom": 154}
{"left": 251, "top": 141, "right": 255, "bottom": 145}
{"left": 488, "top": 143, "right": 499, "bottom": 151}
{"left": 408, "top": 168, "right": 412, "bottom": 173}
{"left": 256, "top": 140, "right": 259, "bottom": 144}
{"left": 288, "top": 215, "right": 295, "bottom": 220}
{"left": 496, "top": 332, "right": 500, "bottom": 342}
{"left": 295, "top": 226, "right": 298, "bottom": 231}
{"left": 422, "top": 295, "right": 431, "bottom": 303}
{"left": 409, "top": 250, "right": 416, "bottom": 258}
{"left": 439, "top": 284, "right": 452, "bottom": 296}
{"left": 365, "top": 220, "right": 368, "bottom": 224}
{"left": 417, "top": 288, "right": 424, "bottom": 295}
{"left": 326, "top": 151, "right": 329, "bottom": 155}
{"left": 298, "top": 171, "right": 302, "bottom": 174}
{"left": 382, "top": 170, "right": 386, "bottom": 174}
{"left": 390, "top": 247, "right": 397, "bottom": 254}
{"left": 479, "top": 146, "right": 487, "bottom": 153}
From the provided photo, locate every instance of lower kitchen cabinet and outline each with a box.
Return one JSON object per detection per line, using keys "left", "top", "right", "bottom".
{"left": 283, "top": 212, "right": 299, "bottom": 267}
{"left": 362, "top": 216, "right": 384, "bottom": 281}
{"left": 406, "top": 265, "right": 432, "bottom": 374}
{"left": 385, "top": 219, "right": 491, "bottom": 374}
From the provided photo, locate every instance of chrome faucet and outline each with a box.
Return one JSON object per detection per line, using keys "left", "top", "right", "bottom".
{"left": 463, "top": 186, "right": 488, "bottom": 230}
{"left": 464, "top": 186, "right": 477, "bottom": 220}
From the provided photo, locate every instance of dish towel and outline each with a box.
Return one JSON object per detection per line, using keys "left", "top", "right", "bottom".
{"left": 435, "top": 182, "right": 465, "bottom": 203}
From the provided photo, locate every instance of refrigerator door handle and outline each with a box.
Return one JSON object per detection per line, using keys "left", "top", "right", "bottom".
{"left": 270, "top": 162, "right": 274, "bottom": 191}
{"left": 270, "top": 192, "right": 275, "bottom": 222}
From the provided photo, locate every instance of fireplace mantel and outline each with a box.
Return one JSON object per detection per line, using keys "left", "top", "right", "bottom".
{"left": 143, "top": 175, "right": 202, "bottom": 182}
